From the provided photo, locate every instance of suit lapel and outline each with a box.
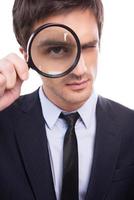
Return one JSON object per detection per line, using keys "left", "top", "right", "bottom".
{"left": 14, "top": 90, "right": 56, "bottom": 200}
{"left": 85, "top": 96, "right": 122, "bottom": 200}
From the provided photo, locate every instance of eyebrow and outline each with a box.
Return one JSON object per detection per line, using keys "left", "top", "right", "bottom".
{"left": 36, "top": 39, "right": 99, "bottom": 50}
{"left": 81, "top": 39, "right": 99, "bottom": 49}
{"left": 37, "top": 40, "right": 74, "bottom": 48}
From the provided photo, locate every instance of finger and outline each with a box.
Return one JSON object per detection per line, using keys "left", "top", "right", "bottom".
{"left": 0, "top": 79, "right": 22, "bottom": 111}
{"left": 6, "top": 53, "right": 29, "bottom": 81}
{"left": 0, "top": 59, "right": 17, "bottom": 89}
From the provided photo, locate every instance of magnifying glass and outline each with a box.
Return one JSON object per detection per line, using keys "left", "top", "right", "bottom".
{"left": 27, "top": 23, "right": 81, "bottom": 78}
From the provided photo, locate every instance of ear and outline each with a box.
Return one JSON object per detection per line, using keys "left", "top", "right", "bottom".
{"left": 19, "top": 47, "right": 27, "bottom": 61}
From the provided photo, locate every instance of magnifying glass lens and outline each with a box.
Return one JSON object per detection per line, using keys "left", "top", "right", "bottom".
{"left": 30, "top": 25, "right": 79, "bottom": 77}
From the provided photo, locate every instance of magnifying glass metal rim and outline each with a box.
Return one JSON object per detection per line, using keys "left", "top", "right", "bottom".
{"left": 27, "top": 23, "right": 81, "bottom": 78}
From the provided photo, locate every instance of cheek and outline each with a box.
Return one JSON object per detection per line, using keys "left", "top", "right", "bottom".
{"left": 83, "top": 50, "right": 98, "bottom": 76}
{"left": 42, "top": 77, "right": 64, "bottom": 92}
{"left": 90, "top": 66, "right": 97, "bottom": 79}
{"left": 83, "top": 49, "right": 98, "bottom": 65}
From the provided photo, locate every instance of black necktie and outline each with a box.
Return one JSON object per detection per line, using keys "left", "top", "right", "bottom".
{"left": 60, "top": 112, "right": 79, "bottom": 200}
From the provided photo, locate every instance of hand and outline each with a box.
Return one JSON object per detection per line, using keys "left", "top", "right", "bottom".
{"left": 0, "top": 53, "right": 29, "bottom": 111}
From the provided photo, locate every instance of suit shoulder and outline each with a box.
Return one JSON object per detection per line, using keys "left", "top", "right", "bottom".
{"left": 97, "top": 95, "right": 134, "bottom": 121}
{"left": 0, "top": 89, "right": 39, "bottom": 118}
{"left": 98, "top": 95, "right": 133, "bottom": 112}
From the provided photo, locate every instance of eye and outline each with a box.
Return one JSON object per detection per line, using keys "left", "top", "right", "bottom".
{"left": 45, "top": 45, "right": 72, "bottom": 59}
{"left": 81, "top": 41, "right": 99, "bottom": 51}
{"left": 48, "top": 46, "right": 68, "bottom": 55}
{"left": 82, "top": 44, "right": 97, "bottom": 50}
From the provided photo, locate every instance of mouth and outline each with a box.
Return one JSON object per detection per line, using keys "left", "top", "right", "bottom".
{"left": 66, "top": 79, "right": 90, "bottom": 91}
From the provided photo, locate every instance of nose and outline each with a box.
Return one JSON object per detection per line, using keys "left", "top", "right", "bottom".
{"left": 72, "top": 54, "right": 87, "bottom": 76}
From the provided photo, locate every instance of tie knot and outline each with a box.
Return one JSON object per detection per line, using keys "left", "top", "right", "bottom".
{"left": 60, "top": 112, "right": 79, "bottom": 127}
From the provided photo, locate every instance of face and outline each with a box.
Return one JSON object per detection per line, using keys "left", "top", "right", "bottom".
{"left": 33, "top": 9, "right": 99, "bottom": 111}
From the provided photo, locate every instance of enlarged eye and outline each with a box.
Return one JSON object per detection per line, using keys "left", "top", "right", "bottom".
{"left": 48, "top": 46, "right": 68, "bottom": 55}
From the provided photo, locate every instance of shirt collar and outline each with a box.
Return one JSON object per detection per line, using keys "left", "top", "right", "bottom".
{"left": 39, "top": 87, "right": 61, "bottom": 129}
{"left": 77, "top": 91, "right": 98, "bottom": 128}
{"left": 39, "top": 87, "right": 98, "bottom": 129}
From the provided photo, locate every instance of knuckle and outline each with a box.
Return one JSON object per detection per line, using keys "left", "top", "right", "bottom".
{"left": 7, "top": 53, "right": 27, "bottom": 72}
{"left": 4, "top": 60, "right": 15, "bottom": 74}
{"left": 0, "top": 53, "right": 28, "bottom": 81}
{"left": 6, "top": 53, "right": 18, "bottom": 60}
{"left": 0, "top": 57, "right": 14, "bottom": 73}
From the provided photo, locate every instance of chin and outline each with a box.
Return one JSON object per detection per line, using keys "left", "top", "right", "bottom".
{"left": 67, "top": 91, "right": 91, "bottom": 105}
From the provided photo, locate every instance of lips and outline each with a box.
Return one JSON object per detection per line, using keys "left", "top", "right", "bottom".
{"left": 66, "top": 79, "right": 90, "bottom": 90}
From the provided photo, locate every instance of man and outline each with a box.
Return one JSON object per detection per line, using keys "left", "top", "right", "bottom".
{"left": 0, "top": 0, "right": 134, "bottom": 200}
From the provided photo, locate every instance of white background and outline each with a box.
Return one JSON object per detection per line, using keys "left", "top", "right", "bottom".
{"left": 0, "top": 0, "right": 134, "bottom": 108}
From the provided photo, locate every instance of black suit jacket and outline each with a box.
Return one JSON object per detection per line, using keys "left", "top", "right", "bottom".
{"left": 0, "top": 89, "right": 134, "bottom": 200}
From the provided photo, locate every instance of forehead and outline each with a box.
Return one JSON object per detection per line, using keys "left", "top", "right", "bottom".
{"left": 33, "top": 9, "right": 99, "bottom": 43}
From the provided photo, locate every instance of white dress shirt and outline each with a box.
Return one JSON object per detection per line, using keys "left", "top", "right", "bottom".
{"left": 39, "top": 87, "right": 98, "bottom": 200}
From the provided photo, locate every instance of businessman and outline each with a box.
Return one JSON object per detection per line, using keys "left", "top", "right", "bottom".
{"left": 0, "top": 0, "right": 134, "bottom": 200}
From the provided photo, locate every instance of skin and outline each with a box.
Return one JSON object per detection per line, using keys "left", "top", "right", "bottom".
{"left": 0, "top": 8, "right": 99, "bottom": 112}
{"left": 0, "top": 53, "right": 28, "bottom": 111}
{"left": 34, "top": 9, "right": 99, "bottom": 111}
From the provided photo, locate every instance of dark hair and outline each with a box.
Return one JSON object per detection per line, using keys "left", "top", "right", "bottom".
{"left": 13, "top": 0, "right": 104, "bottom": 49}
